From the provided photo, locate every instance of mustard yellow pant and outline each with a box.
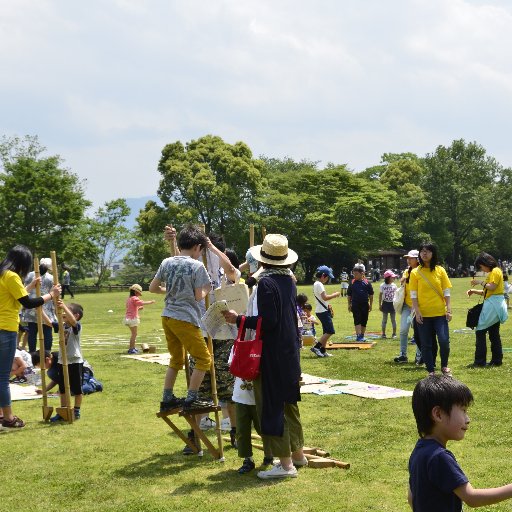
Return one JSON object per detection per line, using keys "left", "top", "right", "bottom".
{"left": 162, "top": 317, "right": 211, "bottom": 371}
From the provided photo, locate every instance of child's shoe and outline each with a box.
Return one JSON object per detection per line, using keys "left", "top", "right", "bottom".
{"left": 50, "top": 414, "right": 64, "bottom": 423}
{"left": 292, "top": 456, "right": 308, "bottom": 467}
{"left": 127, "top": 348, "right": 138, "bottom": 354}
{"left": 238, "top": 458, "right": 255, "bottom": 474}
{"left": 199, "top": 417, "right": 216, "bottom": 430}
{"left": 74, "top": 409, "right": 81, "bottom": 420}
{"left": 393, "top": 355, "right": 408, "bottom": 363}
{"left": 441, "top": 367, "right": 452, "bottom": 376}
{"left": 182, "top": 430, "right": 197, "bottom": 455}
{"left": 182, "top": 397, "right": 213, "bottom": 412}
{"left": 160, "top": 396, "right": 185, "bottom": 412}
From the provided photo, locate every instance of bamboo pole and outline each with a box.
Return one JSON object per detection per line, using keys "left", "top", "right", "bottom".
{"left": 249, "top": 224, "right": 255, "bottom": 248}
{"left": 200, "top": 224, "right": 224, "bottom": 460}
{"left": 261, "top": 226, "right": 266, "bottom": 241}
{"left": 50, "top": 251, "right": 73, "bottom": 423}
{"left": 34, "top": 257, "right": 53, "bottom": 421}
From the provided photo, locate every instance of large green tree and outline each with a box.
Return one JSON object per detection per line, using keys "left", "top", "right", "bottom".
{"left": 156, "top": 135, "right": 265, "bottom": 249}
{"left": 0, "top": 136, "right": 91, "bottom": 260}
{"left": 422, "top": 139, "right": 510, "bottom": 265}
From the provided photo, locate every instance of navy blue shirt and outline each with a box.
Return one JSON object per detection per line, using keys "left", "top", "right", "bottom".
{"left": 347, "top": 279, "right": 374, "bottom": 304}
{"left": 409, "top": 439, "right": 468, "bottom": 512}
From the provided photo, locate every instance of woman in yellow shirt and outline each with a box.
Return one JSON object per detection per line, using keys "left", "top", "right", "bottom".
{"left": 466, "top": 253, "right": 507, "bottom": 367}
{"left": 0, "top": 245, "right": 60, "bottom": 429}
{"left": 409, "top": 242, "right": 452, "bottom": 376}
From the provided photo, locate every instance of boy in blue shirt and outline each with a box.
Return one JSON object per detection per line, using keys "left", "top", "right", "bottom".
{"left": 409, "top": 375, "right": 512, "bottom": 511}
{"left": 347, "top": 263, "right": 373, "bottom": 341}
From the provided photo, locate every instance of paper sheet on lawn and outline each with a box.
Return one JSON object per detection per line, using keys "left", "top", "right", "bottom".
{"left": 201, "top": 300, "right": 229, "bottom": 338}
{"left": 122, "top": 353, "right": 170, "bottom": 365}
{"left": 300, "top": 373, "right": 412, "bottom": 399}
{"left": 10, "top": 383, "right": 42, "bottom": 401}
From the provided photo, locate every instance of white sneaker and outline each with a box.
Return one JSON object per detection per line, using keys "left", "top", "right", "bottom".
{"left": 257, "top": 463, "right": 298, "bottom": 479}
{"left": 220, "top": 417, "right": 231, "bottom": 431}
{"left": 323, "top": 351, "right": 333, "bottom": 357}
{"left": 310, "top": 347, "right": 324, "bottom": 358}
{"left": 199, "top": 417, "right": 216, "bottom": 430}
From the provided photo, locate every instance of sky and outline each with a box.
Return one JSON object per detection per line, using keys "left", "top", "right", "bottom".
{"left": 2, "top": 0, "right": 512, "bottom": 208}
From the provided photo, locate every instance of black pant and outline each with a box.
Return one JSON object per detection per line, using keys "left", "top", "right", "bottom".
{"left": 474, "top": 321, "right": 503, "bottom": 365}
{"left": 61, "top": 285, "right": 74, "bottom": 298}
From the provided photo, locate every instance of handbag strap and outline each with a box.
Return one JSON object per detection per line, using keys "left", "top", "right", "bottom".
{"left": 417, "top": 268, "right": 445, "bottom": 301}
{"left": 314, "top": 294, "right": 329, "bottom": 311}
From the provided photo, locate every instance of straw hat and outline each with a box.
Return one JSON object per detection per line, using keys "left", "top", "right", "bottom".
{"left": 130, "top": 284, "right": 143, "bottom": 293}
{"left": 249, "top": 234, "right": 298, "bottom": 266}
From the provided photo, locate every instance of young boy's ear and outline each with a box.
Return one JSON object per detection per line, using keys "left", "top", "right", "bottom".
{"left": 431, "top": 405, "right": 444, "bottom": 423}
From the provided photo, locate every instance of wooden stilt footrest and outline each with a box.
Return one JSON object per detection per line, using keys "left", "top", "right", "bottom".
{"left": 156, "top": 405, "right": 223, "bottom": 460}
{"left": 56, "top": 406, "right": 74, "bottom": 423}
{"left": 42, "top": 406, "right": 54, "bottom": 422}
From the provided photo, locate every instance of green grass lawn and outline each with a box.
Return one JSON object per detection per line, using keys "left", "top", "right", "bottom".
{"left": 2, "top": 278, "right": 512, "bottom": 511}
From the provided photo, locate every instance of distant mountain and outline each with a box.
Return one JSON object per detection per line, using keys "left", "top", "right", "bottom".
{"left": 123, "top": 195, "right": 162, "bottom": 230}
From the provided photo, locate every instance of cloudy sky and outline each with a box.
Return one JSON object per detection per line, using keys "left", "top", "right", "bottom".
{"left": 1, "top": 0, "right": 512, "bottom": 207}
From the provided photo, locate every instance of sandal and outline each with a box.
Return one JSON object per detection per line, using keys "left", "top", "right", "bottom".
{"left": 2, "top": 416, "right": 25, "bottom": 428}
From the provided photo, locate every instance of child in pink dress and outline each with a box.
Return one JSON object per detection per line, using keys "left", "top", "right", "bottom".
{"left": 124, "top": 284, "right": 155, "bottom": 354}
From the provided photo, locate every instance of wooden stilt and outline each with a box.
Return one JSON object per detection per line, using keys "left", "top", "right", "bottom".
{"left": 50, "top": 251, "right": 74, "bottom": 424}
{"left": 249, "top": 224, "right": 255, "bottom": 248}
{"left": 34, "top": 257, "right": 53, "bottom": 422}
{"left": 261, "top": 226, "right": 266, "bottom": 241}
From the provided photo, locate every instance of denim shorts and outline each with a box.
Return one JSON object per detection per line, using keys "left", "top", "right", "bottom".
{"left": 317, "top": 311, "right": 335, "bottom": 335}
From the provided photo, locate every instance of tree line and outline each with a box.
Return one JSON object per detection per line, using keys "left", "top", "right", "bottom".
{"left": 2, "top": 134, "right": 511, "bottom": 285}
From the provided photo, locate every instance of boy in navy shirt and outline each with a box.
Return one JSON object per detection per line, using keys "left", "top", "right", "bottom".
{"left": 347, "top": 263, "right": 373, "bottom": 341}
{"left": 409, "top": 375, "right": 512, "bottom": 511}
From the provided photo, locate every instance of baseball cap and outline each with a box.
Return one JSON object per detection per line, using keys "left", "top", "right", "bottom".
{"left": 353, "top": 263, "right": 366, "bottom": 272}
{"left": 316, "top": 265, "right": 334, "bottom": 279}
{"left": 403, "top": 250, "right": 419, "bottom": 258}
{"left": 383, "top": 270, "right": 397, "bottom": 278}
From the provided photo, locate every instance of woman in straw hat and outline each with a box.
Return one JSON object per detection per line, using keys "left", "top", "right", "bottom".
{"left": 223, "top": 234, "right": 306, "bottom": 479}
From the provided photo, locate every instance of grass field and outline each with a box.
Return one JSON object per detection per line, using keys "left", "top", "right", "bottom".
{"left": 2, "top": 278, "right": 512, "bottom": 511}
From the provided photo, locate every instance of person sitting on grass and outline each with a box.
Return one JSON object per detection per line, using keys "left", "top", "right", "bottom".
{"left": 31, "top": 350, "right": 59, "bottom": 395}
{"left": 50, "top": 302, "right": 85, "bottom": 422}
{"left": 149, "top": 224, "right": 212, "bottom": 413}
{"left": 409, "top": 375, "right": 512, "bottom": 511}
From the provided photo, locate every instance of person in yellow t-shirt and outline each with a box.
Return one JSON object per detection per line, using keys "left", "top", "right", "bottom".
{"left": 0, "top": 245, "right": 61, "bottom": 429}
{"left": 466, "top": 252, "right": 507, "bottom": 367}
{"left": 409, "top": 242, "right": 452, "bottom": 376}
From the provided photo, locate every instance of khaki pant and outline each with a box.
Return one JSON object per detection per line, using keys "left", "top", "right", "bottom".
{"left": 253, "top": 376, "right": 304, "bottom": 458}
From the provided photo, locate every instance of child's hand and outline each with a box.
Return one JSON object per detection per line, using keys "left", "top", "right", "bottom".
{"left": 467, "top": 289, "right": 474, "bottom": 297}
{"left": 150, "top": 300, "right": 156, "bottom": 304}
{"left": 35, "top": 389, "right": 43, "bottom": 395}
{"left": 26, "top": 277, "right": 41, "bottom": 292}
{"left": 164, "top": 225, "right": 177, "bottom": 241}
{"left": 57, "top": 299, "right": 64, "bottom": 308}
{"left": 51, "top": 284, "right": 61, "bottom": 298}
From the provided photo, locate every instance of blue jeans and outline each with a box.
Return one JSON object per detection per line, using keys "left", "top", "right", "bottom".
{"left": 399, "top": 305, "right": 422, "bottom": 359}
{"left": 417, "top": 316, "right": 449, "bottom": 372}
{"left": 0, "top": 330, "right": 17, "bottom": 407}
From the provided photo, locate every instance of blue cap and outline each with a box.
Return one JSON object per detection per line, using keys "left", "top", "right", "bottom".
{"left": 316, "top": 265, "right": 334, "bottom": 279}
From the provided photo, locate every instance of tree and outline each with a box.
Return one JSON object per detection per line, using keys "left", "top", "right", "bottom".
{"left": 422, "top": 139, "right": 508, "bottom": 265}
{"left": 87, "top": 199, "right": 131, "bottom": 286}
{"left": 156, "top": 135, "right": 266, "bottom": 248}
{"left": 0, "top": 136, "right": 91, "bottom": 259}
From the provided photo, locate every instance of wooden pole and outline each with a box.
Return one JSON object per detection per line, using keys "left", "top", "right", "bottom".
{"left": 200, "top": 224, "right": 224, "bottom": 460}
{"left": 50, "top": 251, "right": 74, "bottom": 423}
{"left": 249, "top": 224, "right": 255, "bottom": 248}
{"left": 34, "top": 257, "right": 53, "bottom": 421}
{"left": 261, "top": 226, "right": 266, "bottom": 241}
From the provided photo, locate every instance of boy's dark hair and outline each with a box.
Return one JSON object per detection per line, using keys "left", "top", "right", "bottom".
{"left": 31, "top": 350, "right": 51, "bottom": 367}
{"left": 68, "top": 303, "right": 84, "bottom": 320}
{"left": 177, "top": 225, "right": 208, "bottom": 251}
{"left": 0, "top": 245, "right": 33, "bottom": 279}
{"left": 412, "top": 375, "right": 473, "bottom": 438}
{"left": 297, "top": 293, "right": 308, "bottom": 307}
{"left": 474, "top": 252, "right": 498, "bottom": 270}
{"left": 418, "top": 242, "right": 439, "bottom": 271}
{"left": 208, "top": 233, "right": 226, "bottom": 253}
{"left": 225, "top": 248, "right": 240, "bottom": 269}
{"left": 303, "top": 303, "right": 312, "bottom": 311}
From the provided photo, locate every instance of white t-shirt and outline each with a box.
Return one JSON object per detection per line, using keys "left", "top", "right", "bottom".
{"left": 313, "top": 281, "right": 328, "bottom": 314}
{"left": 379, "top": 282, "right": 397, "bottom": 302}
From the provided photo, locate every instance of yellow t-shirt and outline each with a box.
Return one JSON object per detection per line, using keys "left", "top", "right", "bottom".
{"left": 0, "top": 270, "right": 28, "bottom": 331}
{"left": 409, "top": 265, "right": 452, "bottom": 317}
{"left": 403, "top": 268, "right": 413, "bottom": 308}
{"left": 484, "top": 267, "right": 504, "bottom": 299}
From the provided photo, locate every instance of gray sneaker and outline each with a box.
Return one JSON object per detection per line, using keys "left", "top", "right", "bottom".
{"left": 310, "top": 347, "right": 324, "bottom": 358}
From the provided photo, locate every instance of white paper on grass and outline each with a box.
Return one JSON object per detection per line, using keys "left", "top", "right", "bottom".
{"left": 201, "top": 300, "right": 230, "bottom": 338}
